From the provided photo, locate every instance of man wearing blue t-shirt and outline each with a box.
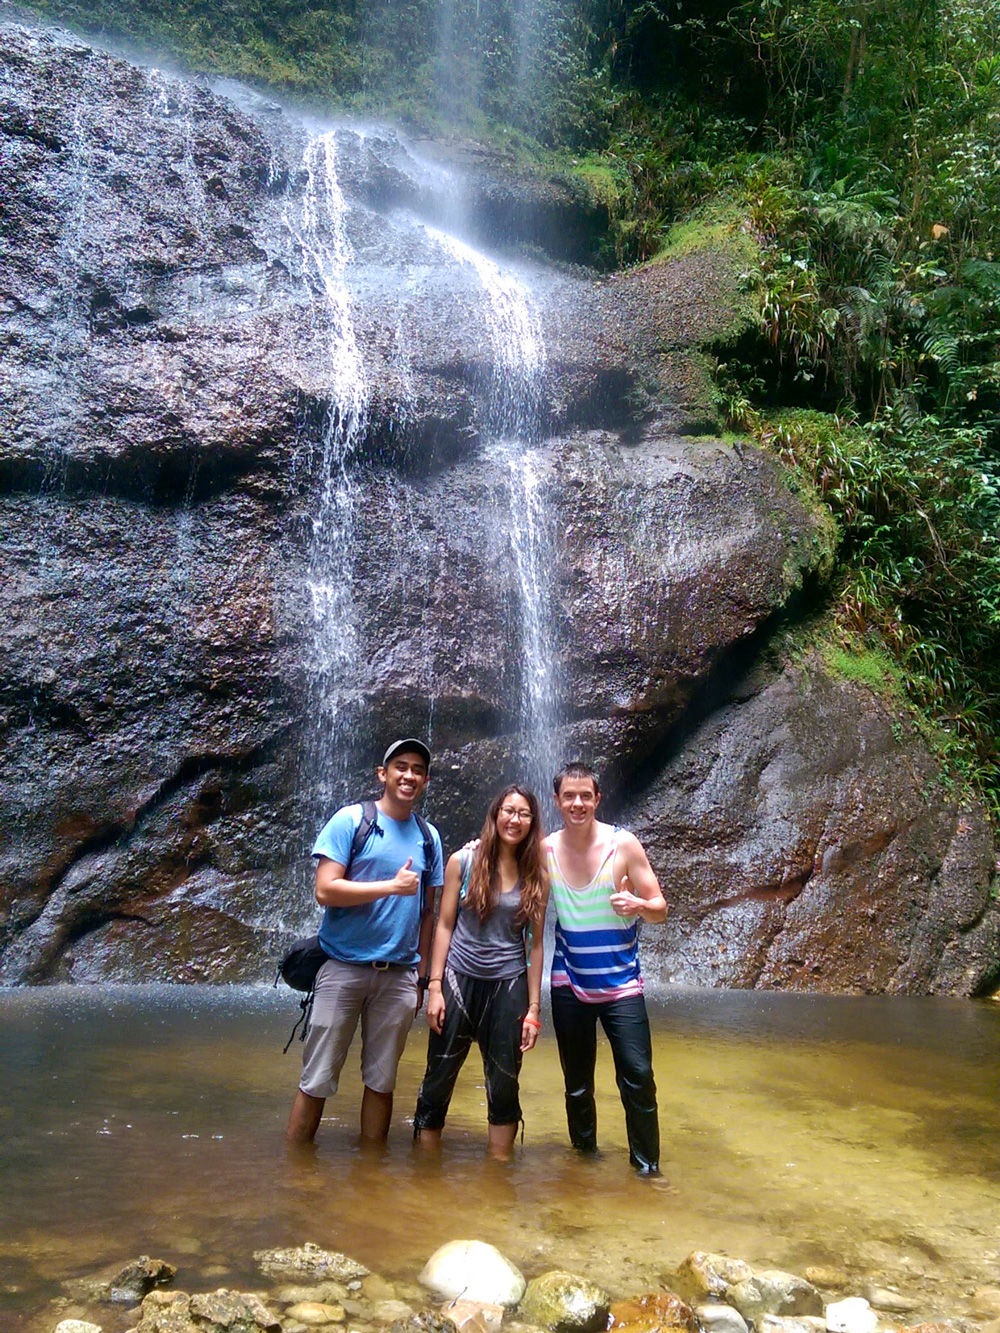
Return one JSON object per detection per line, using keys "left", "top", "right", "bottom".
{"left": 286, "top": 738, "right": 444, "bottom": 1144}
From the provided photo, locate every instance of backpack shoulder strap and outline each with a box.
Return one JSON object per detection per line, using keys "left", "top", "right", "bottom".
{"left": 347, "top": 800, "right": 380, "bottom": 874}
{"left": 457, "top": 846, "right": 474, "bottom": 903}
{"left": 413, "top": 812, "right": 436, "bottom": 912}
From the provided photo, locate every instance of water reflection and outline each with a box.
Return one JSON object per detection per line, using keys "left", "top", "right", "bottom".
{"left": 2, "top": 986, "right": 999, "bottom": 1331}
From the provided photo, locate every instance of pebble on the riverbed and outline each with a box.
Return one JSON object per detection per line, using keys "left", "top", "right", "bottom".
{"left": 256, "top": 1245, "right": 369, "bottom": 1284}
{"left": 674, "top": 1255, "right": 754, "bottom": 1305}
{"left": 518, "top": 1271, "right": 611, "bottom": 1333}
{"left": 441, "top": 1298, "right": 506, "bottom": 1332}
{"left": 276, "top": 1284, "right": 353, "bottom": 1306}
{"left": 286, "top": 1301, "right": 347, "bottom": 1326}
{"left": 862, "top": 1287, "right": 920, "bottom": 1315}
{"left": 53, "top": 1322, "right": 102, "bottom": 1333}
{"left": 729, "top": 1272, "right": 823, "bottom": 1323}
{"left": 420, "top": 1242, "right": 525, "bottom": 1307}
{"left": 694, "top": 1303, "right": 749, "bottom": 1333}
{"left": 825, "top": 1297, "right": 878, "bottom": 1333}
{"left": 609, "top": 1292, "right": 696, "bottom": 1333}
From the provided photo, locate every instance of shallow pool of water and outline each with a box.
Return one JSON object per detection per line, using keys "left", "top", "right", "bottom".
{"left": 2, "top": 986, "right": 999, "bottom": 1332}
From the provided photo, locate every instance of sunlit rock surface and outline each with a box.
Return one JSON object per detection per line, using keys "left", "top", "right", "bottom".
{"left": 0, "top": 19, "right": 995, "bottom": 990}
{"left": 628, "top": 657, "right": 1000, "bottom": 994}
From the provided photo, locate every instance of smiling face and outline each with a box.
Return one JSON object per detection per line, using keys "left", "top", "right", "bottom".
{"left": 554, "top": 774, "right": 600, "bottom": 829}
{"left": 495, "top": 791, "right": 534, "bottom": 847}
{"left": 376, "top": 752, "right": 429, "bottom": 809}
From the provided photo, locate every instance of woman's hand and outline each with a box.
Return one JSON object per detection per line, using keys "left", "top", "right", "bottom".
{"left": 426, "top": 987, "right": 446, "bottom": 1034}
{"left": 520, "top": 1018, "right": 539, "bottom": 1052}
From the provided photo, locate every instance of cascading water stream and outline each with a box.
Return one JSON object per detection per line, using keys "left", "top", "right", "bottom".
{"left": 424, "top": 224, "right": 559, "bottom": 795}
{"left": 284, "top": 128, "right": 368, "bottom": 821}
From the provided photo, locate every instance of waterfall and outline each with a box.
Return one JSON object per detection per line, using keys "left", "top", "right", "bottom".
{"left": 424, "top": 224, "right": 558, "bottom": 797}
{"left": 283, "top": 128, "right": 368, "bottom": 820}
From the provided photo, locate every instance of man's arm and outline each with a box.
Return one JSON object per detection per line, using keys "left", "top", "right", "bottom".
{"left": 610, "top": 832, "right": 667, "bottom": 923}
{"left": 314, "top": 856, "right": 419, "bottom": 907}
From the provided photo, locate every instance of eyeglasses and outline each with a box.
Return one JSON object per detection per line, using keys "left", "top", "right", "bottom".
{"left": 499, "top": 806, "right": 533, "bottom": 822}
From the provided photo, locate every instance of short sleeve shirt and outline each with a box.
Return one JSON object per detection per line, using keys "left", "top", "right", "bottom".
{"left": 312, "top": 803, "right": 444, "bottom": 966}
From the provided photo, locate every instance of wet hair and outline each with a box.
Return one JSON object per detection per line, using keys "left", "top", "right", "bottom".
{"left": 552, "top": 761, "right": 601, "bottom": 797}
{"left": 465, "top": 785, "right": 548, "bottom": 925}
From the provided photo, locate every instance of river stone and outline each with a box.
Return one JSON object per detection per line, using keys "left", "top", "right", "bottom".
{"left": 673, "top": 1255, "right": 754, "bottom": 1305}
{"left": 694, "top": 1304, "right": 749, "bottom": 1333}
{"left": 759, "top": 1318, "right": 826, "bottom": 1333}
{"left": 518, "top": 1272, "right": 611, "bottom": 1333}
{"left": 285, "top": 1303, "right": 346, "bottom": 1326}
{"left": 825, "top": 1299, "right": 878, "bottom": 1333}
{"left": 862, "top": 1287, "right": 919, "bottom": 1315}
{"left": 803, "top": 1272, "right": 850, "bottom": 1293}
{"left": 54, "top": 1323, "right": 103, "bottom": 1333}
{"left": 441, "top": 1300, "right": 505, "bottom": 1332}
{"left": 109, "top": 1257, "right": 177, "bottom": 1304}
{"left": 372, "top": 1302, "right": 415, "bottom": 1324}
{"left": 362, "top": 1277, "right": 398, "bottom": 1303}
{"left": 136, "top": 1288, "right": 280, "bottom": 1332}
{"left": 972, "top": 1290, "right": 1000, "bottom": 1318}
{"left": 275, "top": 1286, "right": 352, "bottom": 1306}
{"left": 255, "top": 1246, "right": 369, "bottom": 1283}
{"left": 609, "top": 1293, "right": 696, "bottom": 1333}
{"left": 419, "top": 1242, "right": 525, "bottom": 1306}
{"left": 729, "top": 1273, "right": 823, "bottom": 1322}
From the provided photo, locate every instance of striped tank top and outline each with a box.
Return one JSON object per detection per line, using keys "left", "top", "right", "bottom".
{"left": 548, "top": 829, "right": 644, "bottom": 1003}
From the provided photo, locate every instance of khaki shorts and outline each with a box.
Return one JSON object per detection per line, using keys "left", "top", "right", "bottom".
{"left": 299, "top": 957, "right": 418, "bottom": 1098}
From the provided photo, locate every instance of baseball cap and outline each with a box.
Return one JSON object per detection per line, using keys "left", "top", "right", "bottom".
{"left": 382, "top": 737, "right": 432, "bottom": 769}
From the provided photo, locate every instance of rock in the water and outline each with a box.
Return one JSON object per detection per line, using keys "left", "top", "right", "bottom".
{"left": 275, "top": 1285, "right": 352, "bottom": 1306}
{"left": 419, "top": 1242, "right": 525, "bottom": 1307}
{"left": 373, "top": 1302, "right": 415, "bottom": 1324}
{"left": 729, "top": 1272, "right": 822, "bottom": 1322}
{"left": 441, "top": 1300, "right": 505, "bottom": 1332}
{"left": 861, "top": 1286, "right": 919, "bottom": 1315}
{"left": 803, "top": 1272, "right": 850, "bottom": 1293}
{"left": 759, "top": 1318, "right": 826, "bottom": 1333}
{"left": 285, "top": 1303, "right": 346, "bottom": 1327}
{"left": 673, "top": 1255, "right": 754, "bottom": 1305}
{"left": 518, "top": 1271, "right": 611, "bottom": 1333}
{"left": 694, "top": 1304, "right": 749, "bottom": 1333}
{"left": 609, "top": 1293, "right": 696, "bottom": 1333}
{"left": 388, "top": 1314, "right": 458, "bottom": 1333}
{"left": 972, "top": 1290, "right": 1000, "bottom": 1319}
{"left": 108, "top": 1256, "right": 177, "bottom": 1304}
{"left": 54, "top": 1323, "right": 103, "bottom": 1333}
{"left": 362, "top": 1277, "right": 398, "bottom": 1303}
{"left": 255, "top": 1245, "right": 369, "bottom": 1283}
{"left": 825, "top": 1298, "right": 878, "bottom": 1333}
{"left": 137, "top": 1288, "right": 280, "bottom": 1332}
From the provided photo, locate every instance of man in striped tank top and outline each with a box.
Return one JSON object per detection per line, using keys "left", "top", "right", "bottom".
{"left": 545, "top": 761, "right": 667, "bottom": 1175}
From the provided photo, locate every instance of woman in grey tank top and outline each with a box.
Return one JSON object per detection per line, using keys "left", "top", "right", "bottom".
{"left": 413, "top": 785, "right": 549, "bottom": 1158}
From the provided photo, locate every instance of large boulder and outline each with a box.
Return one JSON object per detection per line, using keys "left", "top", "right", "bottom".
{"left": 624, "top": 654, "right": 1000, "bottom": 994}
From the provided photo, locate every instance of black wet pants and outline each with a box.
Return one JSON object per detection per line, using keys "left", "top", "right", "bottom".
{"left": 550, "top": 986, "right": 660, "bottom": 1174}
{"left": 414, "top": 968, "right": 527, "bottom": 1130}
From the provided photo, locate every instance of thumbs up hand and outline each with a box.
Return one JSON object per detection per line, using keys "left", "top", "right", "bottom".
{"left": 392, "top": 857, "right": 419, "bottom": 896}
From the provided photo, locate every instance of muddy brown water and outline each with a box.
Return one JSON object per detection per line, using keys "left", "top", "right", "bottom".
{"left": 2, "top": 986, "right": 999, "bottom": 1332}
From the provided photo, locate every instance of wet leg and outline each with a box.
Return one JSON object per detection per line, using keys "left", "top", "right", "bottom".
{"left": 551, "top": 986, "right": 599, "bottom": 1153}
{"left": 360, "top": 1086, "right": 393, "bottom": 1141}
{"left": 600, "top": 995, "right": 660, "bottom": 1174}
{"left": 286, "top": 1089, "right": 325, "bottom": 1144}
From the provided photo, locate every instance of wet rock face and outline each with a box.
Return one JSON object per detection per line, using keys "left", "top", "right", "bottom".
{"left": 625, "top": 659, "right": 1000, "bottom": 995}
{"left": 0, "top": 20, "right": 995, "bottom": 989}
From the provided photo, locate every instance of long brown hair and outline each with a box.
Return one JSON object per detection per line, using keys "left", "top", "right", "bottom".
{"left": 465, "top": 785, "right": 547, "bottom": 925}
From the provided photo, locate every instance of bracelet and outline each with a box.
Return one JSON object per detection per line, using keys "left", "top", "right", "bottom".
{"left": 523, "top": 1016, "right": 542, "bottom": 1030}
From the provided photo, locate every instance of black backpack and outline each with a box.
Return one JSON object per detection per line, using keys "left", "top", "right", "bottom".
{"left": 276, "top": 801, "right": 436, "bottom": 1049}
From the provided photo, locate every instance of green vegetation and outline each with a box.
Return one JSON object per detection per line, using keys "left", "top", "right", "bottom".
{"left": 18, "top": 0, "right": 1000, "bottom": 815}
